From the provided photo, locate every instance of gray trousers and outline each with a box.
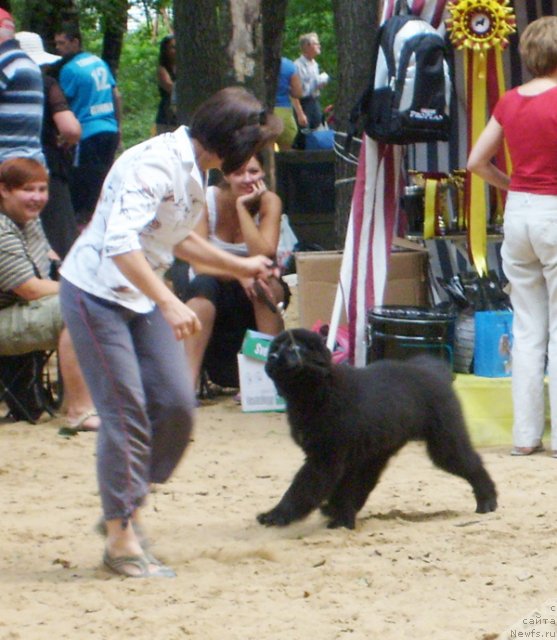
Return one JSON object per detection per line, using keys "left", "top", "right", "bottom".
{"left": 60, "top": 278, "right": 195, "bottom": 521}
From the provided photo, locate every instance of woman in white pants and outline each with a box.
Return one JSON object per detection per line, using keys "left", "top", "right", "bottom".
{"left": 468, "top": 16, "right": 557, "bottom": 457}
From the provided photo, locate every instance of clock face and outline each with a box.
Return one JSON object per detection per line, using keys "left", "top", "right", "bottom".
{"left": 469, "top": 11, "right": 492, "bottom": 36}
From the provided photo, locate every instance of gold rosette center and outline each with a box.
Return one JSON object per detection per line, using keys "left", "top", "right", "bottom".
{"left": 447, "top": 0, "right": 516, "bottom": 51}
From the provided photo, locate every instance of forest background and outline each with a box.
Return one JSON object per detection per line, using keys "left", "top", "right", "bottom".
{"left": 1, "top": 0, "right": 380, "bottom": 244}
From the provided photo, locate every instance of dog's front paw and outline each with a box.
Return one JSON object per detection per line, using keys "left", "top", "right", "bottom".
{"left": 327, "top": 514, "right": 356, "bottom": 530}
{"left": 476, "top": 495, "right": 498, "bottom": 514}
{"left": 257, "top": 507, "right": 293, "bottom": 527}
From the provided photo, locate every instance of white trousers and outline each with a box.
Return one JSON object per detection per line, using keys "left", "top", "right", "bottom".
{"left": 501, "top": 191, "right": 557, "bottom": 449}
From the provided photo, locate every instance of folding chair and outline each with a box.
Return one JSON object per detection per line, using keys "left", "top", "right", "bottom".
{"left": 0, "top": 347, "right": 63, "bottom": 424}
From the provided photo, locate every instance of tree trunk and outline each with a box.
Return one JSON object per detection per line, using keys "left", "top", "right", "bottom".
{"left": 261, "top": 0, "right": 288, "bottom": 111}
{"left": 21, "top": 0, "right": 78, "bottom": 51}
{"left": 174, "top": 0, "right": 267, "bottom": 125}
{"left": 100, "top": 0, "right": 129, "bottom": 77}
{"left": 173, "top": 0, "right": 222, "bottom": 124}
{"left": 331, "top": 0, "right": 380, "bottom": 246}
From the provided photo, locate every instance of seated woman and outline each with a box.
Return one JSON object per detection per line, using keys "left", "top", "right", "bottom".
{"left": 182, "top": 152, "right": 289, "bottom": 390}
{"left": 0, "top": 158, "right": 98, "bottom": 430}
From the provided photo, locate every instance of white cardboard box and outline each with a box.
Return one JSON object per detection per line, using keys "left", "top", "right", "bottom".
{"left": 237, "top": 330, "right": 286, "bottom": 413}
{"left": 237, "top": 354, "right": 286, "bottom": 413}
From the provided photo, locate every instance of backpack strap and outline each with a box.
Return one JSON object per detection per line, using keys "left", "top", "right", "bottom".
{"left": 395, "top": 31, "right": 436, "bottom": 98}
{"left": 345, "top": 22, "right": 384, "bottom": 153}
{"left": 395, "top": 0, "right": 411, "bottom": 15}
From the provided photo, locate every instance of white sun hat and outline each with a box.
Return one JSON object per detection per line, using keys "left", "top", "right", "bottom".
{"left": 16, "top": 31, "right": 61, "bottom": 66}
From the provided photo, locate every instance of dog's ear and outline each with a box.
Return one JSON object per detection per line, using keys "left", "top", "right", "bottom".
{"left": 291, "top": 329, "right": 333, "bottom": 377}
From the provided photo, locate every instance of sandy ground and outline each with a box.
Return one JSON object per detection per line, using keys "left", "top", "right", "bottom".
{"left": 1, "top": 395, "right": 557, "bottom": 640}
{"left": 2, "top": 286, "right": 557, "bottom": 640}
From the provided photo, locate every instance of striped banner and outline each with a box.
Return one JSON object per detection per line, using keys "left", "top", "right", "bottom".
{"left": 340, "top": 139, "right": 402, "bottom": 365}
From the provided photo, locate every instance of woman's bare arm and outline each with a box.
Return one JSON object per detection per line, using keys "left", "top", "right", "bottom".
{"left": 467, "top": 116, "right": 510, "bottom": 191}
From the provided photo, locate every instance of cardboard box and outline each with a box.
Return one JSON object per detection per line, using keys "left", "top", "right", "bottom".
{"left": 237, "top": 330, "right": 286, "bottom": 413}
{"left": 295, "top": 238, "right": 429, "bottom": 329}
{"left": 295, "top": 250, "right": 346, "bottom": 329}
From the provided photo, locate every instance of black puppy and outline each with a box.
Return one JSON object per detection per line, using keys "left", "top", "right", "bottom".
{"left": 257, "top": 328, "right": 497, "bottom": 530}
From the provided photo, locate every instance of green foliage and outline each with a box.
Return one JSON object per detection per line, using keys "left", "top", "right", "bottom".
{"left": 117, "top": 28, "right": 161, "bottom": 148}
{"left": 13, "top": 1, "right": 336, "bottom": 149}
{"left": 83, "top": 25, "right": 161, "bottom": 149}
{"left": 283, "top": 0, "right": 336, "bottom": 109}
{"left": 9, "top": 0, "right": 25, "bottom": 22}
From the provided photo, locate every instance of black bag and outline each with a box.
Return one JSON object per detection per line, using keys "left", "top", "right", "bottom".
{"left": 0, "top": 353, "right": 48, "bottom": 422}
{"left": 438, "top": 271, "right": 512, "bottom": 313}
{"left": 347, "top": 0, "right": 451, "bottom": 146}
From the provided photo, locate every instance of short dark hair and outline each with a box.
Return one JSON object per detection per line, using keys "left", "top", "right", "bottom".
{"left": 56, "top": 21, "right": 82, "bottom": 45}
{"left": 189, "top": 87, "right": 282, "bottom": 174}
{"left": 217, "top": 150, "right": 267, "bottom": 193}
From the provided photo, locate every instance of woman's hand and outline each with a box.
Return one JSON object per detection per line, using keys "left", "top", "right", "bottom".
{"left": 239, "top": 276, "right": 257, "bottom": 301}
{"left": 112, "top": 250, "right": 201, "bottom": 341}
{"left": 47, "top": 248, "right": 61, "bottom": 262}
{"left": 240, "top": 276, "right": 279, "bottom": 313}
{"left": 237, "top": 179, "right": 267, "bottom": 209}
{"left": 159, "top": 297, "right": 202, "bottom": 341}
{"left": 239, "top": 255, "right": 279, "bottom": 281}
{"left": 467, "top": 116, "right": 509, "bottom": 190}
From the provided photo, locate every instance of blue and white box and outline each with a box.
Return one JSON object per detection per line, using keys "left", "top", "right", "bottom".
{"left": 473, "top": 310, "right": 513, "bottom": 378}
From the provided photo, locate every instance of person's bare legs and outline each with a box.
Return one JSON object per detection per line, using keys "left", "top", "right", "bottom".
{"left": 253, "top": 278, "right": 286, "bottom": 336}
{"left": 58, "top": 327, "right": 100, "bottom": 429}
{"left": 183, "top": 297, "right": 217, "bottom": 389}
{"left": 105, "top": 515, "right": 143, "bottom": 558}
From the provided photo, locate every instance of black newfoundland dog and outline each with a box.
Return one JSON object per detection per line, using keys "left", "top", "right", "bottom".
{"left": 257, "top": 328, "right": 497, "bottom": 530}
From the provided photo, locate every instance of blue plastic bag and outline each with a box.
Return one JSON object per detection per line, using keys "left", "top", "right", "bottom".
{"left": 304, "top": 127, "right": 335, "bottom": 150}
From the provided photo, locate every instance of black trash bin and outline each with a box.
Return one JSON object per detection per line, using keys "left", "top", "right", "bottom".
{"left": 367, "top": 306, "right": 456, "bottom": 367}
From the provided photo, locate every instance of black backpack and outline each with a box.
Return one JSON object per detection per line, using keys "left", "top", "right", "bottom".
{"left": 348, "top": 1, "right": 451, "bottom": 146}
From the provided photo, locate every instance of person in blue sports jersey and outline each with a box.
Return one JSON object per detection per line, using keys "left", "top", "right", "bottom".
{"left": 53, "top": 23, "right": 121, "bottom": 227}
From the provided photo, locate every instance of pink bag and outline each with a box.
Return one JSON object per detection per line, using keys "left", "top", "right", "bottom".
{"left": 311, "top": 320, "right": 350, "bottom": 364}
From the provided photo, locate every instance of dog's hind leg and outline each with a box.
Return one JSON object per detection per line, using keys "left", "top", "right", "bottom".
{"left": 425, "top": 421, "right": 498, "bottom": 514}
{"left": 320, "top": 486, "right": 358, "bottom": 529}
{"left": 351, "top": 455, "right": 392, "bottom": 511}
